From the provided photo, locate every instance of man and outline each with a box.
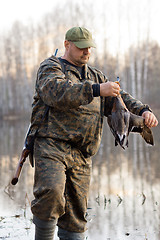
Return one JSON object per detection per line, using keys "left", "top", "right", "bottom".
{"left": 30, "top": 27, "right": 158, "bottom": 240}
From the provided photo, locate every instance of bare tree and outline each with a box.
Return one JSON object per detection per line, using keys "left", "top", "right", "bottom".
{"left": 0, "top": 0, "right": 159, "bottom": 118}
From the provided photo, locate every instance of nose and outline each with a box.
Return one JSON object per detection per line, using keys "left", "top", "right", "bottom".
{"left": 83, "top": 47, "right": 91, "bottom": 54}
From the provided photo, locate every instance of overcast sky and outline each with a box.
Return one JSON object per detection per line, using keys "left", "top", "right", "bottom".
{"left": 0, "top": 0, "right": 59, "bottom": 32}
{"left": 0, "top": 0, "right": 160, "bottom": 55}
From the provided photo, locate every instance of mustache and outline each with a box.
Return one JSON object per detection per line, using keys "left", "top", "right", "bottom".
{"left": 82, "top": 54, "right": 89, "bottom": 57}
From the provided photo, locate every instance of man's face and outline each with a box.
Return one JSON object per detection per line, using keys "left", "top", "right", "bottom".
{"left": 65, "top": 41, "right": 91, "bottom": 67}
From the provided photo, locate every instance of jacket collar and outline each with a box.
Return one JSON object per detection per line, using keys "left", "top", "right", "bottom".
{"left": 65, "top": 63, "right": 91, "bottom": 80}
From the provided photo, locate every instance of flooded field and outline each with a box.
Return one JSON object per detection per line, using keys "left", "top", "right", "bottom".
{"left": 0, "top": 116, "right": 160, "bottom": 240}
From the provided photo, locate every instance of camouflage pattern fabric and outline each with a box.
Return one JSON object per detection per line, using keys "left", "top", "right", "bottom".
{"left": 29, "top": 55, "right": 151, "bottom": 158}
{"left": 31, "top": 137, "right": 91, "bottom": 232}
{"left": 30, "top": 55, "right": 151, "bottom": 233}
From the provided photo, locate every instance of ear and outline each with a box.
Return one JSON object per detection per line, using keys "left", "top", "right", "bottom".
{"left": 64, "top": 40, "right": 70, "bottom": 50}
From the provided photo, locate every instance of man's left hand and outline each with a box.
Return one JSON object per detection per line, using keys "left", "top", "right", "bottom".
{"left": 142, "top": 111, "right": 158, "bottom": 128}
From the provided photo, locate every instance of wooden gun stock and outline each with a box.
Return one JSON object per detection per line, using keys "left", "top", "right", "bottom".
{"left": 11, "top": 148, "right": 30, "bottom": 185}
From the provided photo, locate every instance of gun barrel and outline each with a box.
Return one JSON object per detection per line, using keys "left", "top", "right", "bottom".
{"left": 11, "top": 160, "right": 24, "bottom": 185}
{"left": 11, "top": 177, "right": 18, "bottom": 185}
{"left": 11, "top": 148, "right": 30, "bottom": 185}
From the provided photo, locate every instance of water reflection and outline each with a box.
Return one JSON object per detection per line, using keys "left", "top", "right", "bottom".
{"left": 0, "top": 119, "right": 34, "bottom": 214}
{"left": 0, "top": 117, "right": 160, "bottom": 239}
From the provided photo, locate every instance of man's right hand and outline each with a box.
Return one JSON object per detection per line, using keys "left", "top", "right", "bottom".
{"left": 100, "top": 82, "right": 120, "bottom": 97}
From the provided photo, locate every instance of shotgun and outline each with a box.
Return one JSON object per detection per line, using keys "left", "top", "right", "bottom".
{"left": 11, "top": 124, "right": 34, "bottom": 185}
{"left": 11, "top": 49, "right": 58, "bottom": 185}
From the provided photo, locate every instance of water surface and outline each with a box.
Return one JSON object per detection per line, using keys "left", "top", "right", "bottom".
{"left": 0, "top": 118, "right": 160, "bottom": 240}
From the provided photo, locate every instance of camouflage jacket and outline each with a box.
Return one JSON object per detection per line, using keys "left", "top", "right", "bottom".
{"left": 29, "top": 55, "right": 151, "bottom": 157}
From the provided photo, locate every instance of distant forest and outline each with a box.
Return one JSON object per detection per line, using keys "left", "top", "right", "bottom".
{"left": 0, "top": 0, "right": 159, "bottom": 118}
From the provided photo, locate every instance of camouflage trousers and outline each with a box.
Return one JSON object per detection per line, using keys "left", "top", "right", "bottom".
{"left": 31, "top": 137, "right": 92, "bottom": 233}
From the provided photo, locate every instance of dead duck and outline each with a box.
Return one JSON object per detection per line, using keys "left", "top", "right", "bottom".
{"left": 107, "top": 94, "right": 154, "bottom": 149}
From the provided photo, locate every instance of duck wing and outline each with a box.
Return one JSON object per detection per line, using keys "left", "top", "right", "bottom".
{"left": 130, "top": 113, "right": 154, "bottom": 145}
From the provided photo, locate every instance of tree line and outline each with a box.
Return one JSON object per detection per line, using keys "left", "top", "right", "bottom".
{"left": 0, "top": 0, "right": 159, "bottom": 118}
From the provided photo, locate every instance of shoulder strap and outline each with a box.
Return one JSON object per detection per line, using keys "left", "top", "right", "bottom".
{"left": 58, "top": 57, "right": 66, "bottom": 74}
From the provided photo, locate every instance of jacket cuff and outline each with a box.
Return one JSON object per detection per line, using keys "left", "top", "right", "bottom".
{"left": 92, "top": 84, "right": 100, "bottom": 97}
{"left": 139, "top": 106, "right": 152, "bottom": 116}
